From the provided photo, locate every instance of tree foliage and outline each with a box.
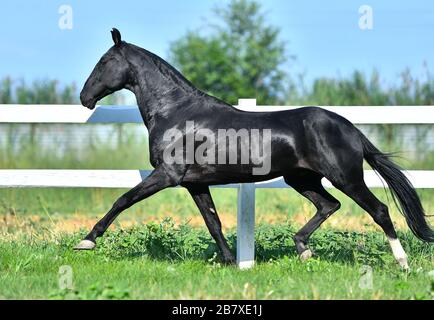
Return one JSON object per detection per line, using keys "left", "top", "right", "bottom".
{"left": 169, "top": 0, "right": 289, "bottom": 105}
{"left": 0, "top": 77, "right": 77, "bottom": 104}
{"left": 0, "top": 77, "right": 125, "bottom": 105}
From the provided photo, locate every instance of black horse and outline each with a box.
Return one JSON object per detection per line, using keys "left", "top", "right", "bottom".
{"left": 77, "top": 28, "right": 433, "bottom": 268}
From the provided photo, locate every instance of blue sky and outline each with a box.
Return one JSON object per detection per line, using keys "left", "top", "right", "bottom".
{"left": 1, "top": 0, "right": 434, "bottom": 90}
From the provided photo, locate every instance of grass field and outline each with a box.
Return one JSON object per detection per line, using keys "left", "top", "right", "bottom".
{"left": 1, "top": 188, "right": 434, "bottom": 235}
{"left": 0, "top": 187, "right": 433, "bottom": 300}
{"left": 0, "top": 221, "right": 433, "bottom": 299}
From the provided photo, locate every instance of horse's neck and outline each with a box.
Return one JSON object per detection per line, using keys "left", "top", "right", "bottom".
{"left": 128, "top": 53, "right": 200, "bottom": 131}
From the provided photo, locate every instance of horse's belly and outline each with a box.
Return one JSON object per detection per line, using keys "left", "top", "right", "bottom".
{"left": 180, "top": 163, "right": 285, "bottom": 185}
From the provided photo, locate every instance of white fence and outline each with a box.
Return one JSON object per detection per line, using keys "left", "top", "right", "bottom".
{"left": 1, "top": 99, "right": 433, "bottom": 269}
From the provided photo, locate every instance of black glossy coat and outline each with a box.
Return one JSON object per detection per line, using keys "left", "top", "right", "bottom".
{"left": 79, "top": 29, "right": 433, "bottom": 263}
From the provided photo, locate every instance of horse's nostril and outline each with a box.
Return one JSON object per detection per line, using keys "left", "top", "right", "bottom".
{"left": 80, "top": 92, "right": 88, "bottom": 105}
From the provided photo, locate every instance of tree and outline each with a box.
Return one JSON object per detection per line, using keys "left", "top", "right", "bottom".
{"left": 0, "top": 77, "right": 12, "bottom": 104}
{"left": 169, "top": 0, "right": 290, "bottom": 105}
{"left": 0, "top": 77, "right": 126, "bottom": 105}
{"left": 0, "top": 78, "right": 78, "bottom": 104}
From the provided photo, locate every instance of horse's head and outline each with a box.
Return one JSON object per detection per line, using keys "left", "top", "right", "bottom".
{"left": 80, "top": 28, "right": 130, "bottom": 109}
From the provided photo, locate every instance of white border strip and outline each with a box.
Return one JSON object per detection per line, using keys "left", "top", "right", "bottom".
{"left": 0, "top": 170, "right": 432, "bottom": 188}
{"left": 1, "top": 104, "right": 433, "bottom": 124}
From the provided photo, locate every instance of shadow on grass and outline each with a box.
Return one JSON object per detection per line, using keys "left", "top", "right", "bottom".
{"left": 62, "top": 219, "right": 432, "bottom": 267}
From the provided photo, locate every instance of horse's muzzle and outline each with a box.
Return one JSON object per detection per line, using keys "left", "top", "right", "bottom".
{"left": 80, "top": 92, "right": 96, "bottom": 110}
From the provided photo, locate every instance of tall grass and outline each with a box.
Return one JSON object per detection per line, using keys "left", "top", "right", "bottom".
{"left": 0, "top": 124, "right": 149, "bottom": 169}
{"left": 287, "top": 67, "right": 434, "bottom": 106}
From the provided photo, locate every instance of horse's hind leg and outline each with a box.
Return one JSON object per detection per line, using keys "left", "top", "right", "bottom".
{"left": 285, "top": 171, "right": 341, "bottom": 261}
{"left": 336, "top": 180, "right": 409, "bottom": 269}
{"left": 187, "top": 185, "right": 235, "bottom": 264}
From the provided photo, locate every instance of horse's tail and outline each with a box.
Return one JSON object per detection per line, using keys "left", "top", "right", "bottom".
{"left": 358, "top": 130, "right": 434, "bottom": 242}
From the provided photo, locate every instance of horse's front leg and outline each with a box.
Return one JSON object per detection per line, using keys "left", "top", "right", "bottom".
{"left": 187, "top": 185, "right": 235, "bottom": 264}
{"left": 75, "top": 167, "right": 176, "bottom": 250}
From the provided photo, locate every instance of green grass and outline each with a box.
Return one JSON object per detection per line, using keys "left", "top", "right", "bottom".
{"left": 0, "top": 221, "right": 432, "bottom": 300}
{"left": 1, "top": 187, "right": 433, "bottom": 230}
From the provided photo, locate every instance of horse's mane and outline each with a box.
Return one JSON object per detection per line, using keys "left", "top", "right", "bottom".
{"left": 124, "top": 42, "right": 235, "bottom": 108}
{"left": 126, "top": 43, "right": 203, "bottom": 95}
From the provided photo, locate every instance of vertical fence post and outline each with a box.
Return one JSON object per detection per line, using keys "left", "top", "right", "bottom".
{"left": 236, "top": 98, "right": 257, "bottom": 269}
{"left": 237, "top": 183, "right": 256, "bottom": 269}
{"left": 237, "top": 98, "right": 257, "bottom": 111}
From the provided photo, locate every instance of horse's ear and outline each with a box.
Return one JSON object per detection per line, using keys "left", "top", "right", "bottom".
{"left": 111, "top": 28, "right": 122, "bottom": 46}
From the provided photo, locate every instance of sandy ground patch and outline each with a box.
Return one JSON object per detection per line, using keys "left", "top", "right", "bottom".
{"left": 1, "top": 209, "right": 410, "bottom": 240}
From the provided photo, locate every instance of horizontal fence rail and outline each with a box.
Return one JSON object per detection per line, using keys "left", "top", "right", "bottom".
{"left": 0, "top": 169, "right": 433, "bottom": 189}
{"left": 0, "top": 100, "right": 433, "bottom": 269}
{"left": 1, "top": 102, "right": 434, "bottom": 124}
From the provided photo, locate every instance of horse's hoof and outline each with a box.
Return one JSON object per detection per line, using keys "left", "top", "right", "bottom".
{"left": 300, "top": 249, "right": 313, "bottom": 261}
{"left": 223, "top": 257, "right": 236, "bottom": 265}
{"left": 74, "top": 240, "right": 96, "bottom": 250}
{"left": 398, "top": 258, "right": 410, "bottom": 271}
